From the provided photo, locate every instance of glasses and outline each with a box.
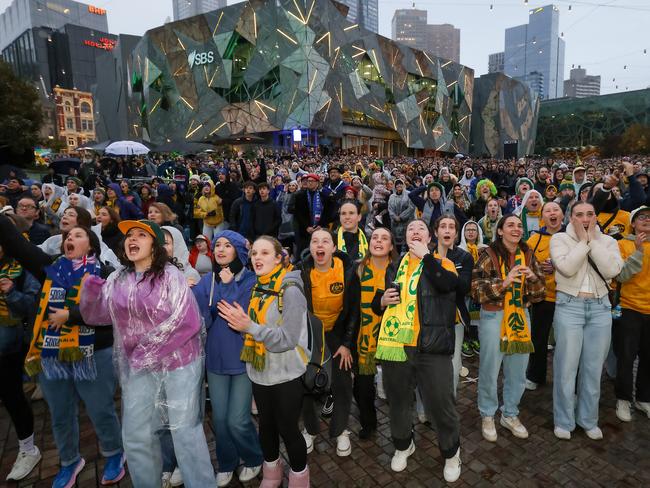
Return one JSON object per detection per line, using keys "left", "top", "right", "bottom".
{"left": 636, "top": 214, "right": 650, "bottom": 221}
{"left": 17, "top": 204, "right": 37, "bottom": 210}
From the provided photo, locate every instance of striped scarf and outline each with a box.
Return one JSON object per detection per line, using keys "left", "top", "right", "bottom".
{"left": 0, "top": 260, "right": 23, "bottom": 325}
{"left": 337, "top": 227, "right": 368, "bottom": 260}
{"left": 357, "top": 260, "right": 386, "bottom": 374}
{"left": 500, "top": 248, "right": 534, "bottom": 354}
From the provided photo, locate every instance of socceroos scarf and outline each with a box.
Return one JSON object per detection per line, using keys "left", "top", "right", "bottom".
{"left": 338, "top": 227, "right": 368, "bottom": 260}
{"left": 500, "top": 248, "right": 534, "bottom": 354}
{"left": 241, "top": 264, "right": 287, "bottom": 371}
{"left": 307, "top": 190, "right": 323, "bottom": 227}
{"left": 0, "top": 260, "right": 23, "bottom": 325}
{"left": 375, "top": 253, "right": 423, "bottom": 362}
{"left": 357, "top": 260, "right": 386, "bottom": 374}
{"left": 25, "top": 256, "right": 101, "bottom": 380}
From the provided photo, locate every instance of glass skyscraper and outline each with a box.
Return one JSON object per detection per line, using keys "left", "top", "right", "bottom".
{"left": 504, "top": 5, "right": 565, "bottom": 100}
{"left": 172, "top": 0, "right": 226, "bottom": 21}
{"left": 338, "top": 0, "right": 378, "bottom": 33}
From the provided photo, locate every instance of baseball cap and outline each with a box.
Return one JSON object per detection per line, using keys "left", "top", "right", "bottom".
{"left": 118, "top": 219, "right": 165, "bottom": 245}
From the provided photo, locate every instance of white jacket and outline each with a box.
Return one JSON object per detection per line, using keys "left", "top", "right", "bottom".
{"left": 550, "top": 223, "right": 623, "bottom": 298}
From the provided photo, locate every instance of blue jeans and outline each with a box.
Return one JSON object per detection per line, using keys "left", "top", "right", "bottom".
{"left": 477, "top": 309, "right": 530, "bottom": 418}
{"left": 553, "top": 292, "right": 611, "bottom": 431}
{"left": 39, "top": 347, "right": 122, "bottom": 466}
{"left": 0, "top": 324, "right": 23, "bottom": 355}
{"left": 121, "top": 357, "right": 215, "bottom": 488}
{"left": 207, "top": 372, "right": 263, "bottom": 473}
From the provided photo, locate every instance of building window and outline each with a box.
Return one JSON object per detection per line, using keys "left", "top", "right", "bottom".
{"left": 64, "top": 101, "right": 72, "bottom": 113}
{"left": 67, "top": 138, "right": 75, "bottom": 147}
{"left": 80, "top": 101, "right": 91, "bottom": 113}
{"left": 81, "top": 119, "right": 94, "bottom": 131}
{"left": 66, "top": 118, "right": 74, "bottom": 130}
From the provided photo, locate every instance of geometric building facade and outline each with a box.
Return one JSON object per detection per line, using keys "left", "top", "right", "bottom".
{"left": 127, "top": 0, "right": 473, "bottom": 154}
{"left": 470, "top": 73, "right": 540, "bottom": 158}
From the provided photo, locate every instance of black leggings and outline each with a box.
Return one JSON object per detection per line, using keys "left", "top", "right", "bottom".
{"left": 252, "top": 377, "right": 306, "bottom": 472}
{"left": 0, "top": 351, "right": 34, "bottom": 440}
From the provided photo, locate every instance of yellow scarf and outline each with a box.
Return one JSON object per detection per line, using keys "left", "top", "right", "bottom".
{"left": 375, "top": 252, "right": 423, "bottom": 362}
{"left": 500, "top": 248, "right": 534, "bottom": 354}
{"left": 241, "top": 264, "right": 287, "bottom": 371}
{"left": 337, "top": 227, "right": 368, "bottom": 260}
{"left": 0, "top": 260, "right": 23, "bottom": 325}
{"left": 466, "top": 243, "right": 479, "bottom": 263}
{"left": 357, "top": 259, "right": 386, "bottom": 374}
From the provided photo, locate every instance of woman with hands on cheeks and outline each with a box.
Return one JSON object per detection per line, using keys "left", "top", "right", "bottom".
{"left": 217, "top": 236, "right": 310, "bottom": 488}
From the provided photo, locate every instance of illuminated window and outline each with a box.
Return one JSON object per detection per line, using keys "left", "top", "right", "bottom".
{"left": 80, "top": 101, "right": 91, "bottom": 113}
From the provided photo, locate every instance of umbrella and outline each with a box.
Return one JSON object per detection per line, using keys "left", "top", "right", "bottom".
{"left": 105, "top": 141, "right": 150, "bottom": 156}
{"left": 50, "top": 158, "right": 82, "bottom": 174}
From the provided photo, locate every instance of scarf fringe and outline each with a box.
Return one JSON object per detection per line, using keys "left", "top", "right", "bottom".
{"left": 24, "top": 358, "right": 42, "bottom": 378}
{"left": 500, "top": 340, "right": 535, "bottom": 355}
{"left": 357, "top": 354, "right": 377, "bottom": 375}
{"left": 58, "top": 347, "right": 84, "bottom": 362}
{"left": 375, "top": 346, "right": 407, "bottom": 362}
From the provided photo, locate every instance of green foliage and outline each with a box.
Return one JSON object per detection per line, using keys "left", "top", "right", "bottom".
{"left": 620, "top": 124, "right": 650, "bottom": 155}
{"left": 0, "top": 60, "right": 43, "bottom": 160}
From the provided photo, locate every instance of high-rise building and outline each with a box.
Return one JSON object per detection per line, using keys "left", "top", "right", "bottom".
{"left": 392, "top": 9, "right": 460, "bottom": 62}
{"left": 504, "top": 4, "right": 565, "bottom": 100}
{"left": 172, "top": 0, "right": 226, "bottom": 22}
{"left": 564, "top": 67, "right": 601, "bottom": 98}
{"left": 488, "top": 52, "right": 504, "bottom": 73}
{"left": 338, "top": 0, "right": 379, "bottom": 33}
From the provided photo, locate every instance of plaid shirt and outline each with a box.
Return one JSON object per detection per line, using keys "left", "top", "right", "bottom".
{"left": 471, "top": 247, "right": 546, "bottom": 308}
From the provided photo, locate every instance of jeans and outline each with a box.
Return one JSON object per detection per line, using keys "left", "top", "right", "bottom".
{"left": 527, "top": 300, "right": 555, "bottom": 385}
{"left": 452, "top": 322, "right": 464, "bottom": 396}
{"left": 553, "top": 292, "right": 611, "bottom": 431}
{"left": 202, "top": 222, "right": 227, "bottom": 241}
{"left": 159, "top": 429, "right": 177, "bottom": 473}
{"left": 0, "top": 324, "right": 23, "bottom": 355}
{"left": 206, "top": 372, "right": 263, "bottom": 473}
{"left": 614, "top": 308, "right": 650, "bottom": 402}
{"left": 477, "top": 309, "right": 530, "bottom": 418}
{"left": 121, "top": 357, "right": 215, "bottom": 488}
{"left": 39, "top": 347, "right": 122, "bottom": 466}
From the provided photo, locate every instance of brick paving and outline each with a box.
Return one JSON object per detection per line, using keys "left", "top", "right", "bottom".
{"left": 1, "top": 355, "right": 649, "bottom": 487}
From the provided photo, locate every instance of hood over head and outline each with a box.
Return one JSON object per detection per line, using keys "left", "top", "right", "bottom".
{"left": 212, "top": 230, "right": 249, "bottom": 265}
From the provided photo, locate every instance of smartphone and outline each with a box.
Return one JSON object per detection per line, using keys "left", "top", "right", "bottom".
{"left": 390, "top": 282, "right": 401, "bottom": 301}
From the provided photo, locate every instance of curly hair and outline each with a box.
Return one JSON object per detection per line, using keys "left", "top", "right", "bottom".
{"left": 116, "top": 229, "right": 180, "bottom": 283}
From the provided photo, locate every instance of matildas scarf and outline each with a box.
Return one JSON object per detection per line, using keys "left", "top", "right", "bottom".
{"left": 0, "top": 260, "right": 23, "bottom": 325}
{"left": 337, "top": 227, "right": 368, "bottom": 260}
{"left": 357, "top": 260, "right": 386, "bottom": 374}
{"left": 375, "top": 253, "right": 423, "bottom": 362}
{"left": 500, "top": 248, "right": 534, "bottom": 354}
{"left": 241, "top": 264, "right": 287, "bottom": 371}
{"left": 466, "top": 243, "right": 479, "bottom": 263}
{"left": 25, "top": 256, "right": 101, "bottom": 380}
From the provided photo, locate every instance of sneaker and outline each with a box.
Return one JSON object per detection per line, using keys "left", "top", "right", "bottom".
{"left": 525, "top": 379, "right": 538, "bottom": 391}
{"left": 554, "top": 427, "right": 571, "bottom": 440}
{"left": 31, "top": 384, "right": 43, "bottom": 401}
{"left": 101, "top": 452, "right": 125, "bottom": 485}
{"left": 52, "top": 458, "right": 85, "bottom": 488}
{"left": 390, "top": 440, "right": 415, "bottom": 472}
{"left": 481, "top": 416, "right": 497, "bottom": 442}
{"left": 170, "top": 467, "right": 183, "bottom": 486}
{"left": 443, "top": 447, "right": 461, "bottom": 483}
{"left": 238, "top": 465, "right": 261, "bottom": 482}
{"left": 500, "top": 416, "right": 529, "bottom": 439}
{"left": 616, "top": 400, "right": 632, "bottom": 422}
{"left": 302, "top": 428, "right": 315, "bottom": 454}
{"left": 584, "top": 426, "right": 603, "bottom": 440}
{"left": 217, "top": 471, "right": 233, "bottom": 487}
{"left": 6, "top": 446, "right": 41, "bottom": 481}
{"left": 359, "top": 427, "right": 375, "bottom": 440}
{"left": 470, "top": 340, "right": 480, "bottom": 355}
{"left": 635, "top": 401, "right": 650, "bottom": 418}
{"left": 336, "top": 430, "right": 351, "bottom": 457}
{"left": 162, "top": 472, "right": 173, "bottom": 488}
{"left": 461, "top": 342, "right": 474, "bottom": 358}
{"left": 321, "top": 394, "right": 334, "bottom": 417}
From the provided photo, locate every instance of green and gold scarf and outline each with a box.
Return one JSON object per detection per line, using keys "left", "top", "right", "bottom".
{"left": 500, "top": 248, "right": 534, "bottom": 354}
{"left": 357, "top": 260, "right": 386, "bottom": 374}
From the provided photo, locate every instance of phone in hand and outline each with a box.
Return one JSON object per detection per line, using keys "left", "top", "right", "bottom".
{"left": 390, "top": 282, "right": 401, "bottom": 301}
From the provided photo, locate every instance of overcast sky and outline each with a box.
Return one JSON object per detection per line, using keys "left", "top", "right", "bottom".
{"left": 2, "top": 0, "right": 648, "bottom": 94}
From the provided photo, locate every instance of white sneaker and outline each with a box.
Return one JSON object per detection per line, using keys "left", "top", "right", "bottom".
{"left": 238, "top": 465, "right": 261, "bottom": 482}
{"left": 336, "top": 430, "right": 351, "bottom": 457}
{"left": 302, "top": 428, "right": 315, "bottom": 454}
{"left": 481, "top": 416, "right": 497, "bottom": 442}
{"left": 616, "top": 400, "right": 632, "bottom": 422}
{"left": 390, "top": 440, "right": 415, "bottom": 472}
{"left": 216, "top": 471, "right": 233, "bottom": 487}
{"left": 500, "top": 415, "right": 529, "bottom": 439}
{"left": 525, "top": 380, "right": 538, "bottom": 391}
{"left": 6, "top": 447, "right": 41, "bottom": 481}
{"left": 170, "top": 467, "right": 183, "bottom": 486}
{"left": 443, "top": 447, "right": 461, "bottom": 483}
{"left": 553, "top": 427, "right": 571, "bottom": 440}
{"left": 31, "top": 385, "right": 43, "bottom": 401}
{"left": 162, "top": 471, "right": 172, "bottom": 488}
{"left": 585, "top": 426, "right": 603, "bottom": 440}
{"left": 635, "top": 401, "right": 650, "bottom": 418}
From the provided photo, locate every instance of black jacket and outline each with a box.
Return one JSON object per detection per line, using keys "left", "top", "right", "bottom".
{"left": 298, "top": 251, "right": 361, "bottom": 351}
{"left": 253, "top": 198, "right": 281, "bottom": 238}
{"left": 28, "top": 221, "right": 51, "bottom": 246}
{"left": 372, "top": 252, "right": 458, "bottom": 355}
{"left": 445, "top": 247, "right": 473, "bottom": 328}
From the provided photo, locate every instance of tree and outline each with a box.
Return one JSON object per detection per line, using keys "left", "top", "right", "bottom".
{"left": 620, "top": 124, "right": 650, "bottom": 155}
{"left": 0, "top": 60, "right": 43, "bottom": 166}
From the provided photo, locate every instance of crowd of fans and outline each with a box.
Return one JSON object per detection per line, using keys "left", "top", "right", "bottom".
{"left": 0, "top": 149, "right": 649, "bottom": 487}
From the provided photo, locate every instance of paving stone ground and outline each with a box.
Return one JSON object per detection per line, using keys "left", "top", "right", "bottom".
{"left": 1, "top": 355, "right": 649, "bottom": 487}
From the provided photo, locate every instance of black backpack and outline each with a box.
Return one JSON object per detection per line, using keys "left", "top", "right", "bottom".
{"left": 265, "top": 281, "right": 332, "bottom": 395}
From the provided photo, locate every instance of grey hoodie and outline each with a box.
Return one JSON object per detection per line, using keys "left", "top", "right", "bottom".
{"left": 245, "top": 270, "right": 309, "bottom": 386}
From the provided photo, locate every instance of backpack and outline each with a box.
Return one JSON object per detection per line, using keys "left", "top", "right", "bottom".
{"left": 271, "top": 281, "right": 332, "bottom": 395}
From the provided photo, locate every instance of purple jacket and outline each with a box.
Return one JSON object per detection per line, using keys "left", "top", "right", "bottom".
{"left": 80, "top": 264, "right": 202, "bottom": 373}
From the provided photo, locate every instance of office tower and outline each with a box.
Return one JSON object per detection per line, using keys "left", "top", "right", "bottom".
{"left": 172, "top": 0, "right": 226, "bottom": 21}
{"left": 392, "top": 8, "right": 460, "bottom": 62}
{"left": 504, "top": 4, "right": 565, "bottom": 99}
{"left": 564, "top": 67, "right": 601, "bottom": 98}
{"left": 338, "top": 0, "right": 379, "bottom": 33}
{"left": 488, "top": 51, "right": 504, "bottom": 73}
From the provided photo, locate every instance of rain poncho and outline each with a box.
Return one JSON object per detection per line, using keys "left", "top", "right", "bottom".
{"left": 60, "top": 193, "right": 96, "bottom": 219}
{"left": 41, "top": 183, "right": 65, "bottom": 227}
{"left": 162, "top": 226, "right": 201, "bottom": 283}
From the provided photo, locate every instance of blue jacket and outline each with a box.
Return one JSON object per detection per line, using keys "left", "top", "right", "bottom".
{"left": 0, "top": 268, "right": 40, "bottom": 356}
{"left": 192, "top": 230, "right": 255, "bottom": 375}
